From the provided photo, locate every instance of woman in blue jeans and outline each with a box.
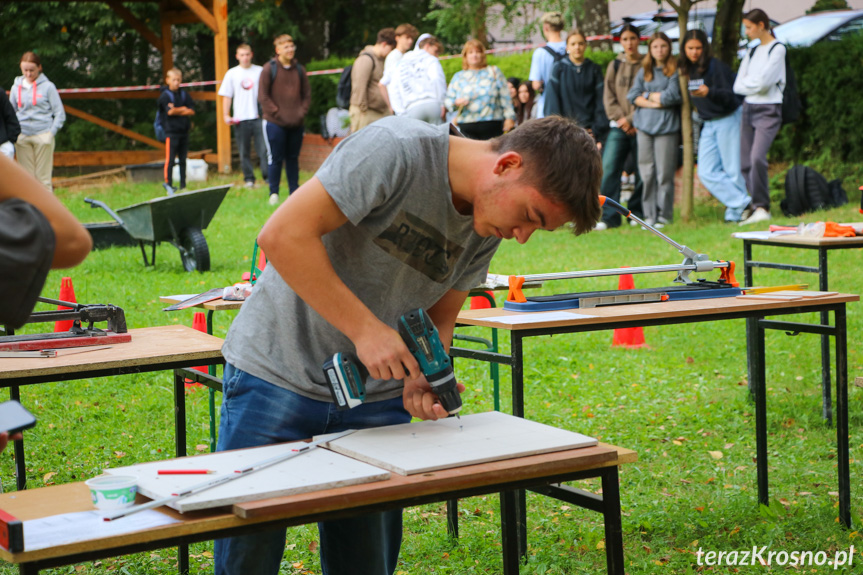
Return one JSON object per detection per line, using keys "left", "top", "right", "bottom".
{"left": 598, "top": 24, "right": 644, "bottom": 229}
{"left": 679, "top": 30, "right": 751, "bottom": 222}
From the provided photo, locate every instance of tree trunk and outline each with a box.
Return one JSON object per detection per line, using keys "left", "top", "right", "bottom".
{"left": 579, "top": 0, "right": 612, "bottom": 51}
{"left": 472, "top": 0, "right": 489, "bottom": 46}
{"left": 673, "top": 0, "right": 695, "bottom": 221}
{"left": 712, "top": 0, "right": 747, "bottom": 65}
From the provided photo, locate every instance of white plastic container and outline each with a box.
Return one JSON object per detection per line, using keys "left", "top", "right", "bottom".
{"left": 172, "top": 159, "right": 208, "bottom": 183}
{"left": 85, "top": 475, "right": 138, "bottom": 510}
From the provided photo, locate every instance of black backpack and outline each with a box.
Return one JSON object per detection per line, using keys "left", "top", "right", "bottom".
{"left": 749, "top": 42, "right": 802, "bottom": 125}
{"left": 336, "top": 52, "right": 374, "bottom": 109}
{"left": 267, "top": 58, "right": 305, "bottom": 92}
{"left": 542, "top": 45, "right": 565, "bottom": 63}
{"left": 781, "top": 165, "right": 848, "bottom": 217}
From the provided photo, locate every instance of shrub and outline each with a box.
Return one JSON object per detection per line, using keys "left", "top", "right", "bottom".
{"left": 771, "top": 34, "right": 863, "bottom": 163}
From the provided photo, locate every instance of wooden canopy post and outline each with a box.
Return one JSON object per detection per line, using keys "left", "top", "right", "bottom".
{"left": 213, "top": 0, "right": 231, "bottom": 174}
{"left": 159, "top": 3, "right": 173, "bottom": 80}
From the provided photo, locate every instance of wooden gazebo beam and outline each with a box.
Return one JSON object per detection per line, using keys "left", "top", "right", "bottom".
{"left": 177, "top": 0, "right": 217, "bottom": 32}
{"left": 105, "top": 0, "right": 163, "bottom": 52}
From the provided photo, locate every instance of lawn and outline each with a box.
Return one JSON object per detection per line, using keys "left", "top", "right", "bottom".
{"left": 1, "top": 170, "right": 861, "bottom": 574}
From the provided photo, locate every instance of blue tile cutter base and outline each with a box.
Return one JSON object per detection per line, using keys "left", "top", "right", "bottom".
{"left": 504, "top": 196, "right": 742, "bottom": 311}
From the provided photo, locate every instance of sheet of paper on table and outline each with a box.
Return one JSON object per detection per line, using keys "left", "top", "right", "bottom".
{"left": 732, "top": 231, "right": 796, "bottom": 240}
{"left": 24, "top": 509, "right": 179, "bottom": 551}
{"left": 482, "top": 311, "right": 596, "bottom": 324}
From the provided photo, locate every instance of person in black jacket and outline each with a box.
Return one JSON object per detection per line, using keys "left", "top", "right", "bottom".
{"left": 158, "top": 68, "right": 195, "bottom": 193}
{"left": 679, "top": 30, "right": 751, "bottom": 222}
{"left": 544, "top": 30, "right": 607, "bottom": 146}
{"left": 0, "top": 87, "right": 21, "bottom": 159}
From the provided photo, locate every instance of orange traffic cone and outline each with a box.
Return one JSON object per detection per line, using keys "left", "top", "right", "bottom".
{"left": 469, "top": 290, "right": 494, "bottom": 309}
{"left": 54, "top": 277, "right": 77, "bottom": 332}
{"left": 612, "top": 274, "right": 646, "bottom": 348}
{"left": 185, "top": 312, "right": 207, "bottom": 388}
{"left": 257, "top": 247, "right": 267, "bottom": 271}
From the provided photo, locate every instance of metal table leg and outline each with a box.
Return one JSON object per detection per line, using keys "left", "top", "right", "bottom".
{"left": 601, "top": 467, "right": 625, "bottom": 575}
{"left": 509, "top": 333, "right": 528, "bottom": 560}
{"left": 753, "top": 318, "right": 769, "bottom": 507}
{"left": 744, "top": 241, "right": 756, "bottom": 399}
{"left": 818, "top": 248, "right": 832, "bottom": 423}
{"left": 207, "top": 310, "right": 217, "bottom": 452}
{"left": 173, "top": 370, "right": 190, "bottom": 574}
{"left": 834, "top": 306, "right": 851, "bottom": 527}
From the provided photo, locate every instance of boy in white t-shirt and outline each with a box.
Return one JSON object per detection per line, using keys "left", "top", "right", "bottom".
{"left": 219, "top": 44, "right": 268, "bottom": 188}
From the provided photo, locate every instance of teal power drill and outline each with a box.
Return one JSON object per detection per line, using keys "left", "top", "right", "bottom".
{"left": 322, "top": 308, "right": 462, "bottom": 417}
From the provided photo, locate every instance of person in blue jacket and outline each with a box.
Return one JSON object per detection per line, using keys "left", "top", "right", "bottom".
{"left": 628, "top": 32, "right": 681, "bottom": 228}
{"left": 543, "top": 29, "right": 607, "bottom": 146}
{"left": 678, "top": 30, "right": 750, "bottom": 222}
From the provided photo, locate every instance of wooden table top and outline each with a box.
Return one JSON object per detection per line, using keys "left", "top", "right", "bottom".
{"left": 0, "top": 442, "right": 635, "bottom": 564}
{"left": 456, "top": 293, "right": 859, "bottom": 331}
{"left": 0, "top": 325, "right": 224, "bottom": 380}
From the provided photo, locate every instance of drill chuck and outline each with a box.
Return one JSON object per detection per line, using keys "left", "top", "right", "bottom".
{"left": 426, "top": 368, "right": 462, "bottom": 415}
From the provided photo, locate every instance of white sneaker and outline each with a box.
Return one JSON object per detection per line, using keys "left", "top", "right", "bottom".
{"left": 629, "top": 219, "right": 638, "bottom": 227}
{"left": 594, "top": 221, "right": 608, "bottom": 231}
{"left": 244, "top": 181, "right": 255, "bottom": 189}
{"left": 739, "top": 207, "right": 771, "bottom": 226}
{"left": 654, "top": 222, "right": 665, "bottom": 229}
{"left": 268, "top": 193, "right": 279, "bottom": 206}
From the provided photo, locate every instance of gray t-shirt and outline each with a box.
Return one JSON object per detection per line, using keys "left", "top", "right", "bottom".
{"left": 222, "top": 117, "right": 501, "bottom": 402}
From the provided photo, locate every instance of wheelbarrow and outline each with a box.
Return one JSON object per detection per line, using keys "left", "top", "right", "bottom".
{"left": 84, "top": 185, "right": 231, "bottom": 272}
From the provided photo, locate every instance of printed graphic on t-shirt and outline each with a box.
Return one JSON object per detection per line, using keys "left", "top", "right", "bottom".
{"left": 241, "top": 78, "right": 254, "bottom": 90}
{"left": 374, "top": 211, "right": 465, "bottom": 283}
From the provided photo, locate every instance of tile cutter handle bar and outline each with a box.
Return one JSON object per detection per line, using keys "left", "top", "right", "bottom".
{"left": 506, "top": 196, "right": 737, "bottom": 303}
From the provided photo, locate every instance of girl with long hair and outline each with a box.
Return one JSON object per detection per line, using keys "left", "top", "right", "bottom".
{"left": 679, "top": 30, "right": 750, "bottom": 222}
{"left": 10, "top": 52, "right": 65, "bottom": 192}
{"left": 734, "top": 8, "right": 785, "bottom": 225}
{"left": 597, "top": 24, "right": 644, "bottom": 229}
{"left": 544, "top": 29, "right": 607, "bottom": 146}
{"left": 514, "top": 82, "right": 537, "bottom": 126}
{"left": 628, "top": 32, "right": 681, "bottom": 228}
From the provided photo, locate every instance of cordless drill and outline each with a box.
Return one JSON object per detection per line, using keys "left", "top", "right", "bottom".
{"left": 322, "top": 308, "right": 462, "bottom": 416}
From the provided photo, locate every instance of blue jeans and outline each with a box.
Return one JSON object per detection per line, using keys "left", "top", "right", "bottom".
{"left": 697, "top": 107, "right": 750, "bottom": 221}
{"left": 214, "top": 363, "right": 411, "bottom": 575}
{"left": 599, "top": 127, "right": 643, "bottom": 227}
{"left": 264, "top": 121, "right": 304, "bottom": 196}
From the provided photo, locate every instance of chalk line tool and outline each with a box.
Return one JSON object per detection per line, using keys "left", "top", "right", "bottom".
{"left": 102, "top": 429, "right": 357, "bottom": 521}
{"left": 156, "top": 469, "right": 214, "bottom": 475}
{"left": 504, "top": 195, "right": 741, "bottom": 311}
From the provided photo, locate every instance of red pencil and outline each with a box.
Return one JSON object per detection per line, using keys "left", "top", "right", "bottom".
{"left": 157, "top": 469, "right": 215, "bottom": 475}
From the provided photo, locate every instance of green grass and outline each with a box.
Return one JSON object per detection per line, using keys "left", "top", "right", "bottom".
{"left": 1, "top": 170, "right": 862, "bottom": 574}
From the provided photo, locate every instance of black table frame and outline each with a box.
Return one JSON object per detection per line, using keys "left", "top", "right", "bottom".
{"left": 742, "top": 238, "right": 861, "bottom": 423}
{"left": 0, "top": 357, "right": 225, "bottom": 493}
{"left": 451, "top": 300, "right": 852, "bottom": 562}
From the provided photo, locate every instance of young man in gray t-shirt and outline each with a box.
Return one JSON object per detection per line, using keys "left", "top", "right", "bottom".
{"left": 214, "top": 115, "right": 602, "bottom": 575}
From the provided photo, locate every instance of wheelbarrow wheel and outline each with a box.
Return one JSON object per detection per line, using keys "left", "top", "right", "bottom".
{"left": 179, "top": 228, "right": 210, "bottom": 272}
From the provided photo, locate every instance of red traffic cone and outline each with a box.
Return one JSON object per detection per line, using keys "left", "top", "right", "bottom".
{"left": 612, "top": 274, "right": 646, "bottom": 348}
{"left": 469, "top": 290, "right": 494, "bottom": 309}
{"left": 54, "top": 277, "right": 77, "bottom": 332}
{"left": 185, "top": 312, "right": 207, "bottom": 388}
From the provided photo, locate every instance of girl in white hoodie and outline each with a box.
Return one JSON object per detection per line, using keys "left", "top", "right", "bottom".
{"left": 10, "top": 52, "right": 65, "bottom": 193}
{"left": 734, "top": 9, "right": 785, "bottom": 225}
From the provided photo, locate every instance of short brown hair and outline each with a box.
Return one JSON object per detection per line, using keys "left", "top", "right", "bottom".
{"left": 394, "top": 23, "right": 418, "bottom": 41}
{"left": 236, "top": 43, "right": 252, "bottom": 52}
{"left": 541, "top": 12, "right": 565, "bottom": 32}
{"left": 166, "top": 67, "right": 183, "bottom": 79}
{"left": 460, "top": 39, "right": 487, "bottom": 70}
{"left": 491, "top": 116, "right": 602, "bottom": 235}
{"left": 377, "top": 28, "right": 396, "bottom": 47}
{"left": 20, "top": 52, "right": 41, "bottom": 67}
{"left": 273, "top": 34, "right": 294, "bottom": 47}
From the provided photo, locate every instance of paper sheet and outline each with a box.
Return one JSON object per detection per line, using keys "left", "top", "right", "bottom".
{"left": 482, "top": 311, "right": 595, "bottom": 324}
{"left": 23, "top": 509, "right": 180, "bottom": 551}
{"left": 732, "top": 231, "right": 796, "bottom": 239}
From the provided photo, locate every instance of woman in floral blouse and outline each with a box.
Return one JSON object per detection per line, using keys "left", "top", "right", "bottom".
{"left": 445, "top": 39, "right": 515, "bottom": 140}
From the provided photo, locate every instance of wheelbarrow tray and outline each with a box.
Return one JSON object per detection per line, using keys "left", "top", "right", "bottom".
{"left": 115, "top": 185, "right": 231, "bottom": 243}
{"left": 84, "top": 221, "right": 137, "bottom": 250}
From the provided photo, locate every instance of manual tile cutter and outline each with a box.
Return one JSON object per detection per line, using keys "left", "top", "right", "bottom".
{"left": 504, "top": 196, "right": 740, "bottom": 311}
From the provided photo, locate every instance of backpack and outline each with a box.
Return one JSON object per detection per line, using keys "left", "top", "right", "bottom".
{"left": 542, "top": 45, "right": 565, "bottom": 63}
{"left": 781, "top": 165, "right": 848, "bottom": 217}
{"left": 749, "top": 42, "right": 802, "bottom": 125}
{"left": 267, "top": 58, "right": 305, "bottom": 92}
{"left": 336, "top": 52, "right": 374, "bottom": 109}
{"left": 153, "top": 89, "right": 187, "bottom": 142}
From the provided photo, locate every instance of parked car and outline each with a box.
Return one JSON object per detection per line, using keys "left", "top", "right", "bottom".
{"left": 742, "top": 9, "right": 863, "bottom": 53}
